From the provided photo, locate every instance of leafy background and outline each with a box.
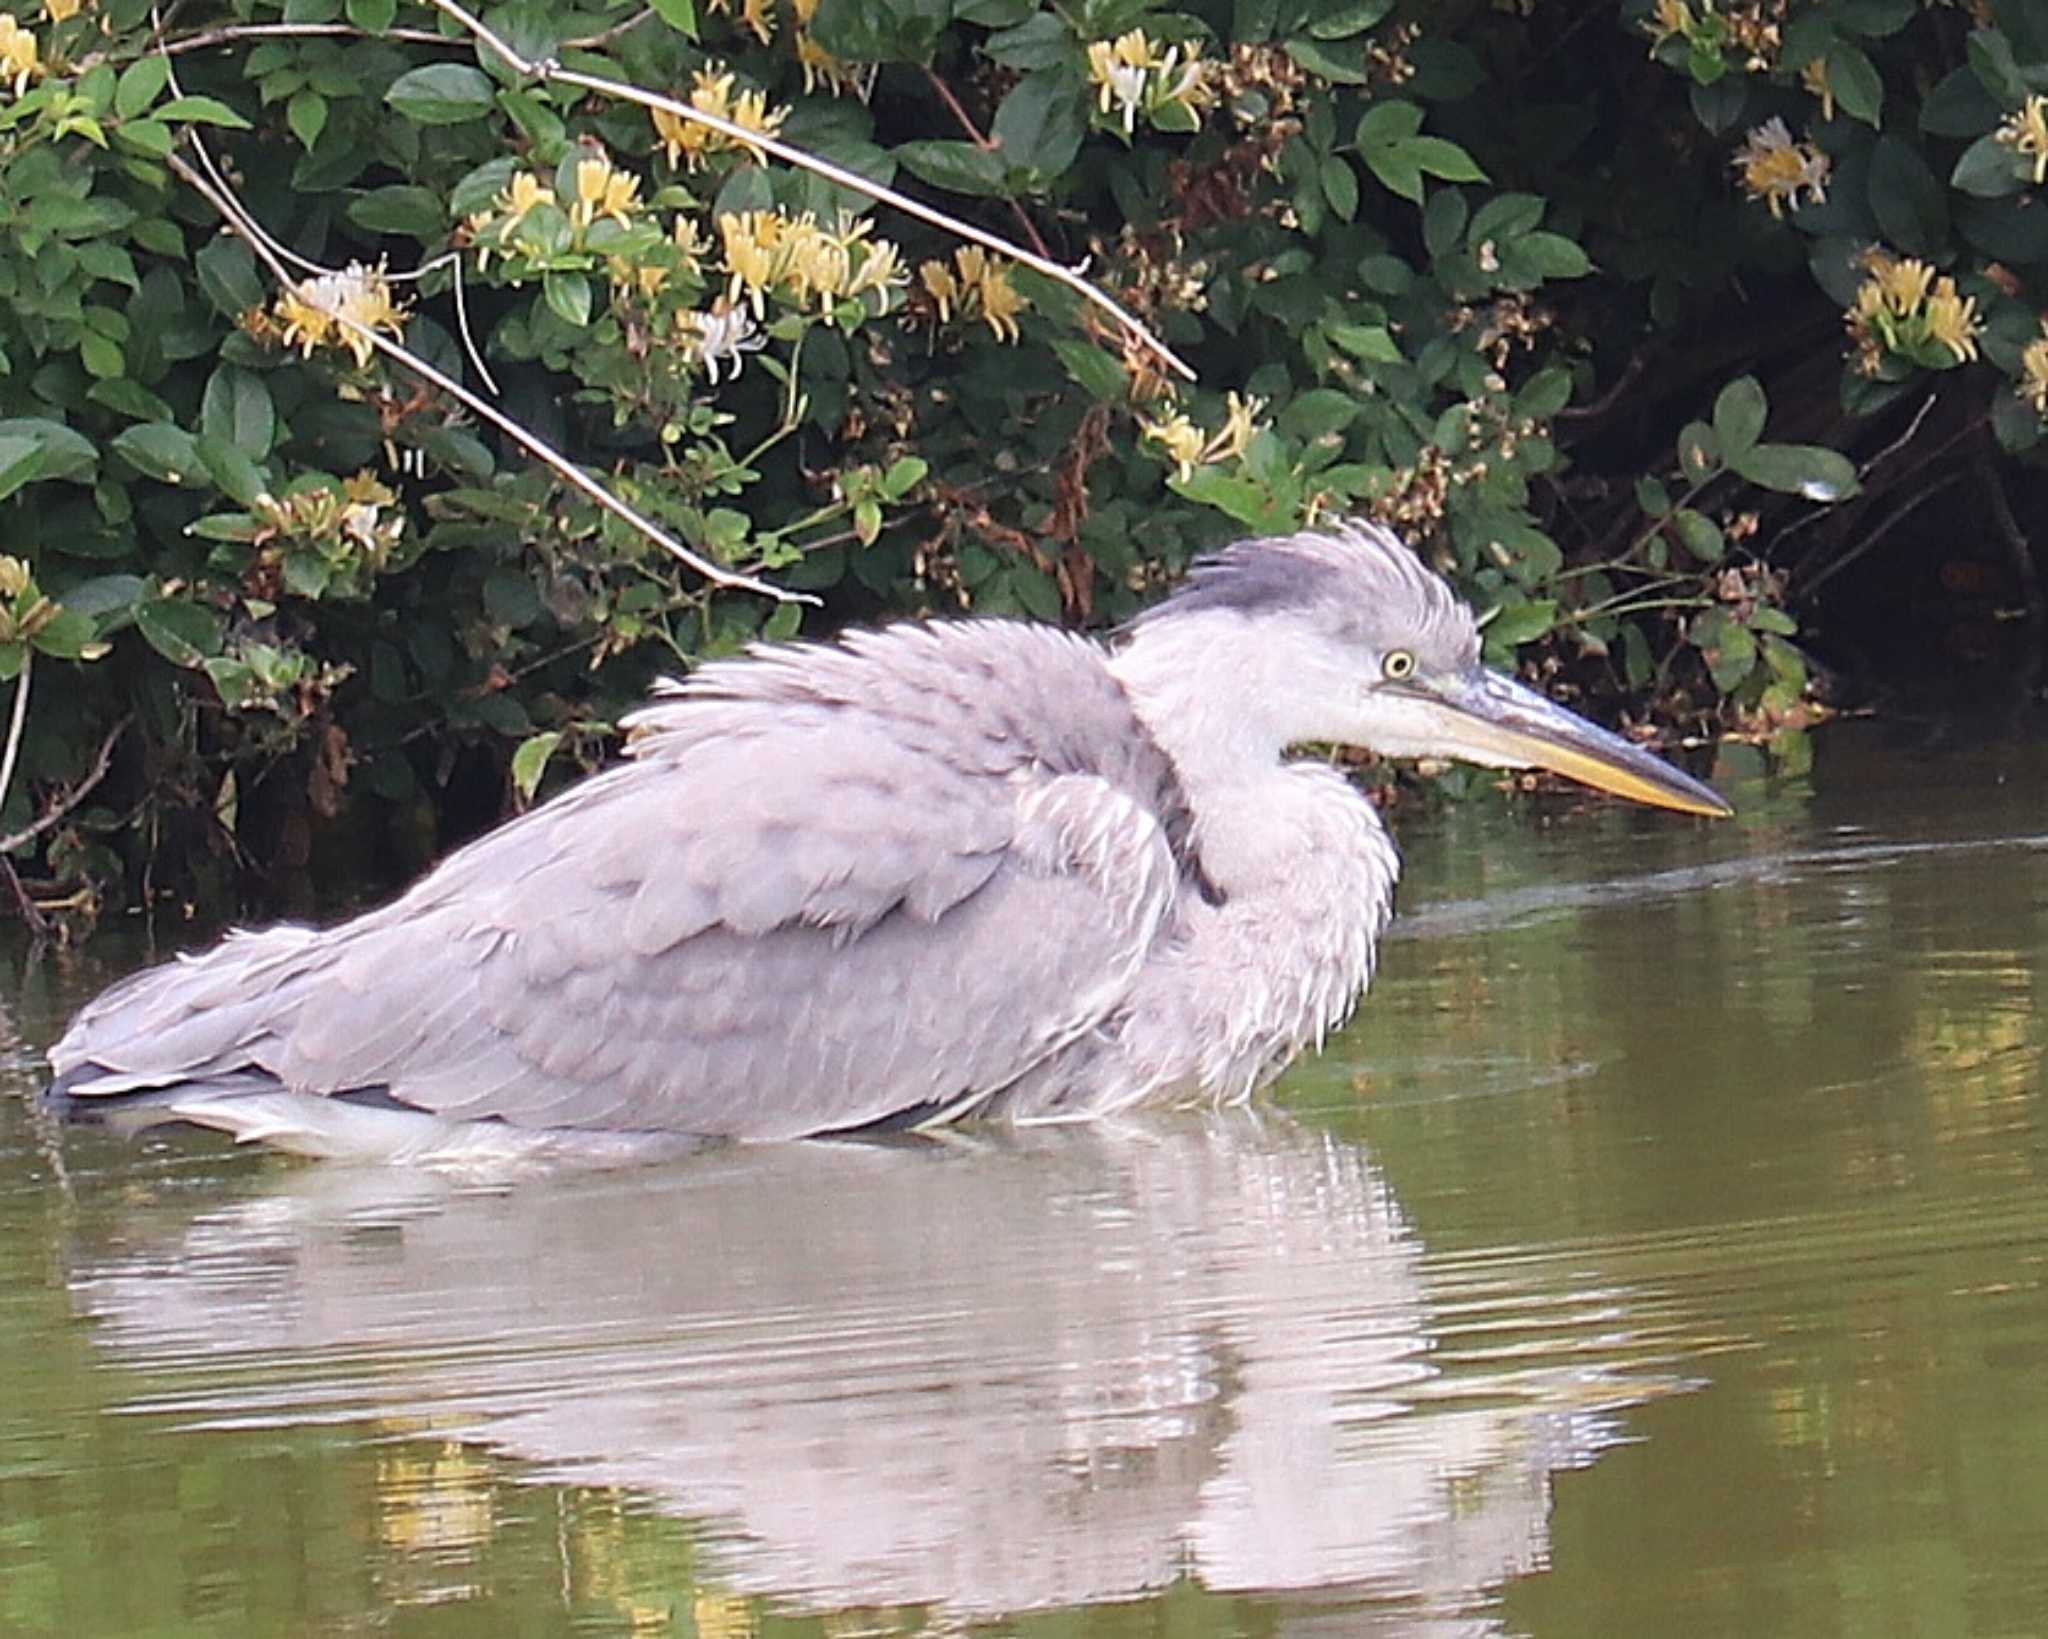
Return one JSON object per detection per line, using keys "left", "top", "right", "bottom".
{"left": 2, "top": 0, "right": 2044, "bottom": 929}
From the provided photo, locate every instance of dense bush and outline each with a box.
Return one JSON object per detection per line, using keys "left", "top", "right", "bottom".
{"left": 1, "top": 0, "right": 2042, "bottom": 927}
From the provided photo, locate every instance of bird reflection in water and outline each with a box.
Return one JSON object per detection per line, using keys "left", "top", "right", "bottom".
{"left": 65, "top": 1114, "right": 1695, "bottom": 1632}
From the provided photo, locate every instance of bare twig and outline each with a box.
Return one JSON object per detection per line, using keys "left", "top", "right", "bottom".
{"left": 161, "top": 20, "right": 452, "bottom": 55}
{"left": 1977, "top": 447, "right": 2044, "bottom": 628}
{"left": 0, "top": 655, "right": 46, "bottom": 936}
{"left": 921, "top": 66, "right": 1053, "bottom": 261}
{"left": 0, "top": 714, "right": 130, "bottom": 857}
{"left": 1801, "top": 466, "right": 1968, "bottom": 598}
{"left": 166, "top": 148, "right": 809, "bottom": 605}
{"left": 425, "top": 0, "right": 1194, "bottom": 382}
{"left": 0, "top": 652, "right": 30, "bottom": 841}
{"left": 563, "top": 6, "right": 657, "bottom": 50}
{"left": 1555, "top": 347, "right": 1652, "bottom": 423}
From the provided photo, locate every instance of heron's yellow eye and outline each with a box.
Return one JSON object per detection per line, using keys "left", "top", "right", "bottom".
{"left": 1382, "top": 650, "right": 1417, "bottom": 682}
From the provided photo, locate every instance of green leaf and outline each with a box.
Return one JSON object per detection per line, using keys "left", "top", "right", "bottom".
{"left": 984, "top": 12, "right": 1068, "bottom": 70}
{"left": 31, "top": 607, "right": 104, "bottom": 662}
{"left": 111, "top": 422, "right": 203, "bottom": 484}
{"left": 113, "top": 119, "right": 174, "bottom": 158}
{"left": 78, "top": 332, "right": 125, "bottom": 379}
{"left": 157, "top": 95, "right": 253, "bottom": 129}
{"left": 1671, "top": 507, "right": 1725, "bottom": 562}
{"left": 0, "top": 436, "right": 44, "bottom": 504}
{"left": 1422, "top": 186, "right": 1467, "bottom": 260}
{"left": 137, "top": 597, "right": 224, "bottom": 667}
{"left": 1326, "top": 322, "right": 1402, "bottom": 363}
{"left": 1309, "top": 0, "right": 1395, "bottom": 39}
{"left": 1825, "top": 41, "right": 1883, "bottom": 127}
{"left": 893, "top": 140, "right": 1010, "bottom": 197}
{"left": 57, "top": 574, "right": 145, "bottom": 620}
{"left": 1361, "top": 146, "right": 1423, "bottom": 203}
{"left": 1321, "top": 154, "right": 1359, "bottom": 220}
{"left": 0, "top": 419, "right": 96, "bottom": 481}
{"left": 1482, "top": 597, "right": 1557, "bottom": 647}
{"left": 196, "top": 236, "right": 264, "bottom": 317}
{"left": 196, "top": 436, "right": 271, "bottom": 508}
{"left": 346, "top": 0, "right": 398, "bottom": 31}
{"left": 1354, "top": 100, "right": 1424, "bottom": 147}
{"left": 511, "top": 730, "right": 563, "bottom": 801}
{"left": 1468, "top": 191, "right": 1546, "bottom": 246}
{"left": 1691, "top": 608, "right": 1757, "bottom": 693}
{"left": 282, "top": 550, "right": 331, "bottom": 599}
{"left": 1170, "top": 469, "right": 1294, "bottom": 533}
{"left": 810, "top": 0, "right": 951, "bottom": 63}
{"left": 75, "top": 239, "right": 141, "bottom": 289}
{"left": 1511, "top": 231, "right": 1592, "bottom": 279}
{"left": 1677, "top": 419, "right": 1721, "bottom": 478}
{"left": 1867, "top": 133, "right": 1949, "bottom": 258}
{"left": 114, "top": 55, "right": 169, "bottom": 119}
{"left": 881, "top": 456, "right": 928, "bottom": 499}
{"left": 1920, "top": 64, "right": 2001, "bottom": 139}
{"left": 1278, "top": 388, "right": 1360, "bottom": 441}
{"left": 1731, "top": 442, "right": 1860, "bottom": 500}
{"left": 650, "top": 0, "right": 697, "bottom": 34}
{"left": 348, "top": 185, "right": 446, "bottom": 238}
{"left": 287, "top": 89, "right": 328, "bottom": 150}
{"left": 201, "top": 366, "right": 277, "bottom": 457}
{"left": 991, "top": 72, "right": 1085, "bottom": 180}
{"left": 1517, "top": 366, "right": 1573, "bottom": 419}
{"left": 1404, "top": 135, "right": 1487, "bottom": 184}
{"left": 1711, "top": 375, "right": 1767, "bottom": 459}
{"left": 1287, "top": 38, "right": 1373, "bottom": 84}
{"left": 386, "top": 64, "right": 498, "bottom": 126}
{"left": 1051, "top": 339, "right": 1127, "bottom": 402}
{"left": 1951, "top": 131, "right": 2023, "bottom": 199}
{"left": 543, "top": 271, "right": 594, "bottom": 327}
{"left": 484, "top": 568, "right": 542, "bottom": 627}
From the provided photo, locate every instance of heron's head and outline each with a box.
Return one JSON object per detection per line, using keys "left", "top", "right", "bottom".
{"left": 1129, "top": 522, "right": 1730, "bottom": 818}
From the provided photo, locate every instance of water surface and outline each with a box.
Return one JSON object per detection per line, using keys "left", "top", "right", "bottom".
{"left": 3, "top": 721, "right": 2045, "bottom": 1636}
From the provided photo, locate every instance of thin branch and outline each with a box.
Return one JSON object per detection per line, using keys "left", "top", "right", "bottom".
{"left": 563, "top": 6, "right": 657, "bottom": 50}
{"left": 166, "top": 148, "right": 809, "bottom": 605}
{"left": 921, "top": 66, "right": 1053, "bottom": 261}
{"left": 1800, "top": 466, "right": 1968, "bottom": 598}
{"left": 0, "top": 652, "right": 30, "bottom": 839}
{"left": 1975, "top": 447, "right": 2043, "bottom": 628}
{"left": 426, "top": 0, "right": 1195, "bottom": 382}
{"left": 0, "top": 714, "right": 130, "bottom": 857}
{"left": 160, "top": 20, "right": 452, "bottom": 55}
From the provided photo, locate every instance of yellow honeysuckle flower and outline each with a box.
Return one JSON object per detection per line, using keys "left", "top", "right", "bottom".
{"left": 275, "top": 264, "right": 407, "bottom": 368}
{"left": 1996, "top": 94, "right": 2048, "bottom": 185}
{"left": 2019, "top": 327, "right": 2048, "bottom": 415}
{"left": 1799, "top": 58, "right": 1834, "bottom": 122}
{"left": 652, "top": 67, "right": 788, "bottom": 169}
{"left": 1140, "top": 410, "right": 1206, "bottom": 480}
{"left": 918, "top": 248, "right": 1029, "bottom": 342}
{"left": 919, "top": 258, "right": 960, "bottom": 322}
{"left": 706, "top": 0, "right": 775, "bottom": 44}
{"left": 1868, "top": 249, "right": 1934, "bottom": 314}
{"left": 1923, "top": 276, "right": 1981, "bottom": 363}
{"left": 1731, "top": 117, "right": 1829, "bottom": 219}
{"left": 572, "top": 154, "right": 642, "bottom": 230}
{"left": 0, "top": 14, "right": 41, "bottom": 95}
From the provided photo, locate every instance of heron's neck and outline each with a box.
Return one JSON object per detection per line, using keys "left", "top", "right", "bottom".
{"left": 1109, "top": 611, "right": 1380, "bottom": 894}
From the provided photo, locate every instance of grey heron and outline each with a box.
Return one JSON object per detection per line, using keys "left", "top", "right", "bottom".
{"left": 45, "top": 522, "right": 1729, "bottom": 1162}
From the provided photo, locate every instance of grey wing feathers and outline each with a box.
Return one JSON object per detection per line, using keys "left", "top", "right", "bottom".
{"left": 51, "top": 621, "right": 1187, "bottom": 1140}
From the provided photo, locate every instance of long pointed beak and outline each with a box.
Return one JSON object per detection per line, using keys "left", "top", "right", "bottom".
{"left": 1405, "top": 670, "right": 1733, "bottom": 818}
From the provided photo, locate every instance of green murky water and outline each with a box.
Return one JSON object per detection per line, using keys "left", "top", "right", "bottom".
{"left": 3, "top": 721, "right": 2046, "bottom": 1637}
